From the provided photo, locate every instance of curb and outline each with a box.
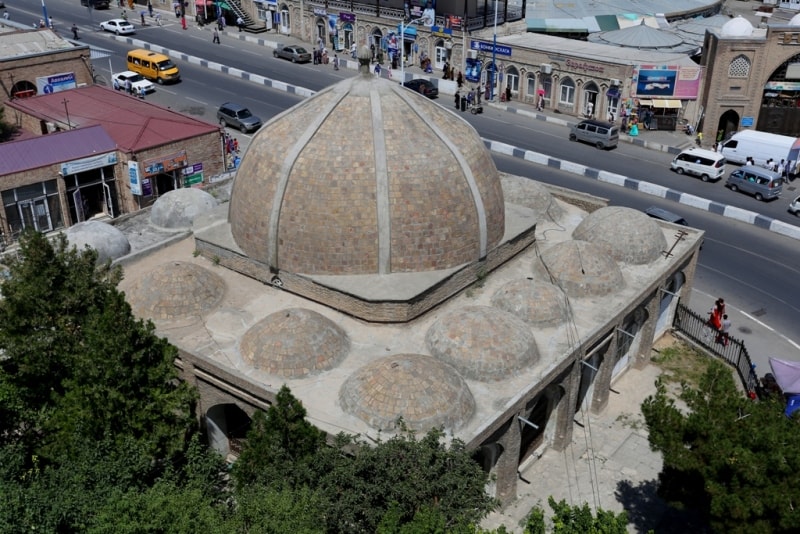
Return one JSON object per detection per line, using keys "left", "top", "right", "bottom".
{"left": 111, "top": 35, "right": 800, "bottom": 241}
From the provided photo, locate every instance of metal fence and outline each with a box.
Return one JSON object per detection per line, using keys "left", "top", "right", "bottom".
{"left": 672, "top": 301, "right": 760, "bottom": 396}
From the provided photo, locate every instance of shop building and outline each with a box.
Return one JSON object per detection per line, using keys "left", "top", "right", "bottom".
{"left": 1, "top": 85, "right": 225, "bottom": 241}
{"left": 0, "top": 26, "right": 94, "bottom": 99}
{"left": 700, "top": 14, "right": 800, "bottom": 142}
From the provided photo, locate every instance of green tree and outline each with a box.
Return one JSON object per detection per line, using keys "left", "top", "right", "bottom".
{"left": 642, "top": 360, "right": 800, "bottom": 533}
{"left": 0, "top": 105, "right": 16, "bottom": 142}
{"left": 232, "top": 384, "right": 326, "bottom": 488}
{"left": 0, "top": 231, "right": 197, "bottom": 460}
{"left": 521, "top": 498, "right": 626, "bottom": 534}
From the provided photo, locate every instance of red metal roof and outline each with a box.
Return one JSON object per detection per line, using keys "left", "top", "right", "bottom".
{"left": 0, "top": 124, "right": 117, "bottom": 176}
{"left": 5, "top": 85, "right": 220, "bottom": 153}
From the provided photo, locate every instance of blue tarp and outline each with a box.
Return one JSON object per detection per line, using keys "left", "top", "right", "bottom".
{"left": 785, "top": 394, "right": 800, "bottom": 418}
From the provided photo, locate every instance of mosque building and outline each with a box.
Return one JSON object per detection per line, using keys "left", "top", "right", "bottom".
{"left": 71, "top": 51, "right": 704, "bottom": 504}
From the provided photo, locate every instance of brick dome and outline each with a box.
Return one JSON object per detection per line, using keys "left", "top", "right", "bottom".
{"left": 572, "top": 206, "right": 667, "bottom": 264}
{"left": 229, "top": 72, "right": 505, "bottom": 275}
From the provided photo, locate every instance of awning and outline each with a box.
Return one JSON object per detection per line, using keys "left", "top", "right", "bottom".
{"left": 396, "top": 24, "right": 417, "bottom": 40}
{"left": 638, "top": 99, "right": 654, "bottom": 106}
{"left": 652, "top": 99, "right": 682, "bottom": 108}
{"left": 196, "top": 0, "right": 214, "bottom": 6}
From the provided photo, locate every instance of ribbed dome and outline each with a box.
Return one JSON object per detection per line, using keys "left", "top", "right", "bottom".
{"left": 491, "top": 278, "right": 569, "bottom": 327}
{"left": 127, "top": 261, "right": 225, "bottom": 319}
{"left": 229, "top": 71, "right": 505, "bottom": 276}
{"left": 720, "top": 16, "right": 754, "bottom": 37}
{"left": 533, "top": 240, "right": 624, "bottom": 298}
{"left": 65, "top": 220, "right": 131, "bottom": 264}
{"left": 572, "top": 206, "right": 666, "bottom": 264}
{"left": 240, "top": 308, "right": 349, "bottom": 377}
{"left": 426, "top": 306, "right": 539, "bottom": 381}
{"left": 339, "top": 353, "right": 475, "bottom": 432}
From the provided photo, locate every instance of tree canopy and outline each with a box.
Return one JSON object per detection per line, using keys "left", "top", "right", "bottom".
{"left": 642, "top": 359, "right": 800, "bottom": 533}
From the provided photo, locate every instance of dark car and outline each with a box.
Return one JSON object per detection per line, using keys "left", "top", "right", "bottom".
{"left": 81, "top": 0, "right": 111, "bottom": 8}
{"left": 403, "top": 79, "right": 438, "bottom": 98}
{"left": 217, "top": 102, "right": 262, "bottom": 133}
{"left": 273, "top": 45, "right": 312, "bottom": 63}
{"left": 644, "top": 206, "right": 688, "bottom": 226}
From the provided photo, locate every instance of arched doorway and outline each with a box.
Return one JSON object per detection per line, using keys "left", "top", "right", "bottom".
{"left": 205, "top": 403, "right": 252, "bottom": 457}
{"left": 716, "top": 109, "right": 740, "bottom": 143}
{"left": 583, "top": 81, "right": 599, "bottom": 119}
{"left": 371, "top": 28, "right": 382, "bottom": 60}
{"left": 758, "top": 51, "right": 800, "bottom": 135}
{"left": 342, "top": 23, "right": 354, "bottom": 51}
{"left": 656, "top": 271, "right": 685, "bottom": 335}
{"left": 279, "top": 4, "right": 290, "bottom": 34}
{"left": 505, "top": 66, "right": 519, "bottom": 98}
{"left": 314, "top": 17, "right": 326, "bottom": 49}
{"left": 518, "top": 389, "right": 557, "bottom": 464}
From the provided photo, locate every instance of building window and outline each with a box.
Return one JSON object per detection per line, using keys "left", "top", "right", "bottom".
{"left": 526, "top": 73, "right": 537, "bottom": 97}
{"left": 728, "top": 55, "right": 750, "bottom": 78}
{"left": 506, "top": 66, "right": 519, "bottom": 94}
{"left": 541, "top": 75, "right": 552, "bottom": 102}
{"left": 559, "top": 77, "right": 575, "bottom": 105}
{"left": 2, "top": 180, "right": 63, "bottom": 238}
{"left": 435, "top": 41, "right": 447, "bottom": 69}
{"left": 280, "top": 6, "right": 290, "bottom": 33}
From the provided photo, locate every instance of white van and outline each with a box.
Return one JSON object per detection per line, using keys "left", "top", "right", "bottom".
{"left": 720, "top": 130, "right": 796, "bottom": 167}
{"left": 670, "top": 148, "right": 726, "bottom": 182}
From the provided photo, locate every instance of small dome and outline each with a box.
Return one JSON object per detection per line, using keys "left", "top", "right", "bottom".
{"left": 532, "top": 240, "right": 624, "bottom": 298}
{"left": 572, "top": 206, "right": 666, "bottom": 264}
{"left": 500, "top": 175, "right": 564, "bottom": 222}
{"left": 126, "top": 261, "right": 225, "bottom": 319}
{"left": 339, "top": 353, "right": 475, "bottom": 432}
{"left": 791, "top": 14, "right": 800, "bottom": 27}
{"left": 720, "top": 16, "right": 754, "bottom": 37}
{"left": 240, "top": 308, "right": 350, "bottom": 377}
{"left": 150, "top": 188, "right": 218, "bottom": 229}
{"left": 65, "top": 220, "right": 131, "bottom": 263}
{"left": 229, "top": 74, "right": 505, "bottom": 275}
{"left": 426, "top": 306, "right": 539, "bottom": 381}
{"left": 491, "top": 278, "right": 568, "bottom": 327}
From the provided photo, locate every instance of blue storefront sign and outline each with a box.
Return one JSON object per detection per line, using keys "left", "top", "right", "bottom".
{"left": 470, "top": 40, "right": 511, "bottom": 56}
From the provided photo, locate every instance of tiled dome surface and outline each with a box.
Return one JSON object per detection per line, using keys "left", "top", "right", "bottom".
{"left": 533, "top": 240, "right": 625, "bottom": 298}
{"left": 572, "top": 206, "right": 666, "bottom": 264}
{"left": 425, "top": 306, "right": 539, "bottom": 381}
{"left": 229, "top": 74, "right": 505, "bottom": 275}
{"left": 500, "top": 174, "right": 564, "bottom": 222}
{"left": 126, "top": 261, "right": 225, "bottom": 319}
{"left": 240, "top": 308, "right": 350, "bottom": 378}
{"left": 491, "top": 278, "right": 569, "bottom": 327}
{"left": 339, "top": 353, "right": 475, "bottom": 432}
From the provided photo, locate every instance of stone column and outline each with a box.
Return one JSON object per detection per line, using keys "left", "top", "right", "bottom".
{"left": 551, "top": 362, "right": 580, "bottom": 451}
{"left": 591, "top": 337, "right": 617, "bottom": 414}
{"left": 634, "top": 295, "right": 660, "bottom": 369}
{"left": 494, "top": 413, "right": 522, "bottom": 506}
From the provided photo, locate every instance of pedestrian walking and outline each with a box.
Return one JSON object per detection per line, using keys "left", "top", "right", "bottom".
{"left": 155, "top": 12, "right": 162, "bottom": 26}
{"left": 374, "top": 62, "right": 381, "bottom": 77}
{"left": 351, "top": 42, "right": 357, "bottom": 59}
{"left": 505, "top": 85, "right": 511, "bottom": 102}
{"left": 141, "top": 11, "right": 146, "bottom": 25}
{"left": 213, "top": 27, "right": 220, "bottom": 43}
{"left": 48, "top": 16, "right": 54, "bottom": 30}
{"left": 586, "top": 101, "right": 594, "bottom": 118}
{"left": 71, "top": 23, "right": 79, "bottom": 40}
{"left": 333, "top": 54, "right": 339, "bottom": 70}
{"left": 236, "top": 16, "right": 244, "bottom": 32}
{"left": 778, "top": 159, "right": 786, "bottom": 177}
{"left": 3, "top": 11, "right": 9, "bottom": 21}
{"left": 148, "top": 1, "right": 153, "bottom": 17}
{"left": 717, "top": 314, "right": 731, "bottom": 346}
{"left": 696, "top": 131, "right": 703, "bottom": 147}
{"left": 138, "top": 86, "right": 146, "bottom": 99}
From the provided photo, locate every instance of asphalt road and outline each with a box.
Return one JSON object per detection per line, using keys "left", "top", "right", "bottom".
{"left": 8, "top": 1, "right": 800, "bottom": 354}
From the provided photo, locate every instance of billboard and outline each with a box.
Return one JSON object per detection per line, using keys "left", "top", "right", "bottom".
{"left": 632, "top": 65, "right": 702, "bottom": 99}
{"left": 36, "top": 72, "right": 77, "bottom": 94}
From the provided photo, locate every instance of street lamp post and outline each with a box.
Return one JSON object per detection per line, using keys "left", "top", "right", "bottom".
{"left": 399, "top": 17, "right": 422, "bottom": 86}
{"left": 490, "top": 0, "right": 498, "bottom": 101}
{"left": 41, "top": 0, "right": 49, "bottom": 27}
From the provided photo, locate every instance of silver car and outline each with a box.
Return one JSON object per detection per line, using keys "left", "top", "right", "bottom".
{"left": 789, "top": 195, "right": 800, "bottom": 216}
{"left": 273, "top": 45, "right": 312, "bottom": 63}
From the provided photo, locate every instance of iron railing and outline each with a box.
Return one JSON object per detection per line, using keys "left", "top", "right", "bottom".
{"left": 672, "top": 301, "right": 760, "bottom": 396}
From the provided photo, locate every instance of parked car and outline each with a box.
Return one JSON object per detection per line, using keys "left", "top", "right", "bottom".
{"left": 670, "top": 148, "right": 726, "bottom": 182}
{"left": 273, "top": 45, "right": 312, "bottom": 63}
{"left": 644, "top": 206, "right": 688, "bottom": 226}
{"left": 100, "top": 18, "right": 135, "bottom": 35}
{"left": 403, "top": 79, "right": 438, "bottom": 98}
{"left": 568, "top": 119, "right": 619, "bottom": 150}
{"left": 217, "top": 102, "right": 262, "bottom": 133}
{"left": 788, "top": 195, "right": 800, "bottom": 216}
{"left": 112, "top": 71, "right": 154, "bottom": 94}
{"left": 81, "top": 0, "right": 111, "bottom": 8}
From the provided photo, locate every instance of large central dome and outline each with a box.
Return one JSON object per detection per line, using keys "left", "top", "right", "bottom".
{"left": 229, "top": 67, "right": 505, "bottom": 276}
